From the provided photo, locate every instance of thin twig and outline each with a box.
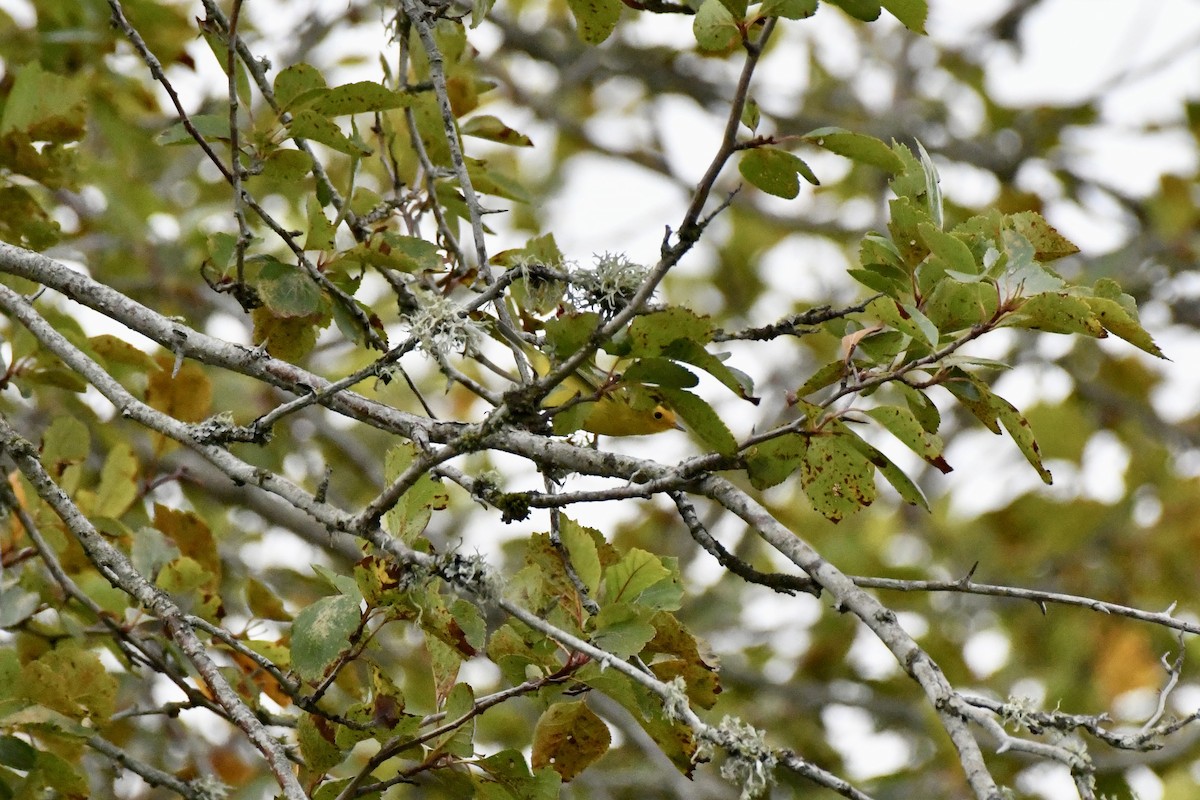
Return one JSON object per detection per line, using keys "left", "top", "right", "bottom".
{"left": 0, "top": 416, "right": 308, "bottom": 800}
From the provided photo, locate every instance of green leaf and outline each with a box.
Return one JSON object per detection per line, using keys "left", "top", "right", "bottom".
{"left": 567, "top": 0, "right": 623, "bottom": 44}
{"left": 1006, "top": 292, "right": 1105, "bottom": 337}
{"left": 759, "top": 0, "right": 818, "bottom": 19}
{"left": 41, "top": 416, "right": 89, "bottom": 480}
{"left": 291, "top": 593, "right": 363, "bottom": 682}
{"left": 246, "top": 577, "right": 291, "bottom": 621}
{"left": 472, "top": 0, "right": 497, "bottom": 27}
{"left": 993, "top": 231, "right": 1066, "bottom": 297}
{"left": 477, "top": 750, "right": 561, "bottom": 800}
{"left": 0, "top": 736, "right": 35, "bottom": 771}
{"left": 1084, "top": 296, "right": 1165, "bottom": 358}
{"left": 206, "top": 231, "right": 239, "bottom": 270}
{"left": 0, "top": 129, "right": 77, "bottom": 189}
{"left": 287, "top": 110, "right": 370, "bottom": 156}
{"left": 604, "top": 548, "right": 670, "bottom": 604}
{"left": 593, "top": 603, "right": 657, "bottom": 658}
{"left": 155, "top": 114, "right": 231, "bottom": 146}
{"left": 0, "top": 585, "right": 40, "bottom": 629}
{"left": 894, "top": 381, "right": 941, "bottom": 433}
{"left": 298, "top": 712, "right": 345, "bottom": 773}
{"left": 251, "top": 307, "right": 319, "bottom": 360}
{"left": 273, "top": 63, "right": 327, "bottom": 111}
{"left": 636, "top": 561, "right": 683, "bottom": 612}
{"left": 259, "top": 148, "right": 313, "bottom": 184}
{"left": 738, "top": 147, "right": 818, "bottom": 198}
{"left": 312, "top": 81, "right": 411, "bottom": 116}
{"left": 577, "top": 666, "right": 697, "bottom": 776}
{"left": 915, "top": 140, "right": 943, "bottom": 229}
{"left": 435, "top": 681, "right": 474, "bottom": 755}
{"left": 943, "top": 369, "right": 1001, "bottom": 433}
{"left": 864, "top": 405, "right": 950, "bottom": 472}
{"left": 868, "top": 296, "right": 937, "bottom": 346}
{"left": 90, "top": 334, "right": 157, "bottom": 372}
{"left": 795, "top": 360, "right": 847, "bottom": 399}
{"left": 840, "top": 430, "right": 929, "bottom": 510}
{"left": 543, "top": 316, "right": 601, "bottom": 366}
{"left": 448, "top": 598, "right": 487, "bottom": 654}
{"left": 1009, "top": 211, "right": 1080, "bottom": 261}
{"left": 20, "top": 646, "right": 116, "bottom": 723}
{"left": 994, "top": 395, "right": 1053, "bottom": 484}
{"left": 693, "top": 0, "right": 741, "bottom": 52}
{"left": 461, "top": 114, "right": 534, "bottom": 146}
{"left": 657, "top": 387, "right": 738, "bottom": 455}
{"left": 532, "top": 702, "right": 612, "bottom": 781}
{"left": 26, "top": 750, "right": 88, "bottom": 797}
{"left": 0, "top": 63, "right": 86, "bottom": 142}
{"left": 888, "top": 141, "right": 926, "bottom": 202}
{"left": 803, "top": 127, "right": 905, "bottom": 173}
{"left": 628, "top": 307, "right": 715, "bottom": 353}
{"left": 620, "top": 358, "right": 699, "bottom": 389}
{"left": 156, "top": 556, "right": 210, "bottom": 598}
{"left": 0, "top": 185, "right": 60, "bottom": 250}
{"left": 383, "top": 234, "right": 443, "bottom": 272}
{"left": 339, "top": 234, "right": 441, "bottom": 274}
{"left": 855, "top": 329, "right": 908, "bottom": 363}
{"left": 943, "top": 371, "right": 1051, "bottom": 483}
{"left": 740, "top": 96, "right": 760, "bottom": 132}
{"left": 849, "top": 263, "right": 909, "bottom": 296}
{"left": 558, "top": 518, "right": 602, "bottom": 596}
{"left": 800, "top": 433, "right": 876, "bottom": 523}
{"left": 466, "top": 159, "right": 531, "bottom": 203}
{"left": 745, "top": 433, "right": 808, "bottom": 490}
{"left": 662, "top": 338, "right": 757, "bottom": 400}
{"left": 888, "top": 196, "right": 932, "bottom": 267}
{"left": 882, "top": 0, "right": 927, "bottom": 32}
{"left": 919, "top": 222, "right": 978, "bottom": 275}
{"left": 826, "top": 0, "right": 882, "bottom": 22}
{"left": 383, "top": 443, "right": 450, "bottom": 545}
{"left": 923, "top": 277, "right": 998, "bottom": 333}
{"left": 255, "top": 259, "right": 324, "bottom": 319}
{"left": 94, "top": 443, "right": 139, "bottom": 518}
{"left": 304, "top": 197, "right": 337, "bottom": 251}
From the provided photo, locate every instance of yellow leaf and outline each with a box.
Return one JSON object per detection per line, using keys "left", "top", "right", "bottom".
{"left": 146, "top": 355, "right": 212, "bottom": 423}
{"left": 1094, "top": 624, "right": 1161, "bottom": 701}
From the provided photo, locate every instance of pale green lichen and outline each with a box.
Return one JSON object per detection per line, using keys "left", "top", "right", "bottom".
{"left": 188, "top": 774, "right": 230, "bottom": 800}
{"left": 440, "top": 551, "right": 502, "bottom": 604}
{"left": 568, "top": 252, "right": 650, "bottom": 311}
{"left": 701, "top": 716, "right": 777, "bottom": 800}
{"left": 660, "top": 675, "right": 691, "bottom": 722}
{"left": 406, "top": 291, "right": 482, "bottom": 355}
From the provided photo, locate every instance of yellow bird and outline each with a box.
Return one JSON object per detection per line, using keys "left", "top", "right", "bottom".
{"left": 534, "top": 353, "right": 681, "bottom": 437}
{"left": 568, "top": 383, "right": 680, "bottom": 437}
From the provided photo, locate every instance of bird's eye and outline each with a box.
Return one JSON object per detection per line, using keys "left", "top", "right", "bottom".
{"left": 654, "top": 410, "right": 664, "bottom": 420}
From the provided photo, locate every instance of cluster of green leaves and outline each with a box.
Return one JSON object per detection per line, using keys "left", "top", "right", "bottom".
{"left": 739, "top": 136, "right": 1162, "bottom": 522}
{"left": 502, "top": 243, "right": 757, "bottom": 448}
{"left": 564, "top": 0, "right": 926, "bottom": 51}
{"left": 0, "top": 63, "right": 85, "bottom": 249}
